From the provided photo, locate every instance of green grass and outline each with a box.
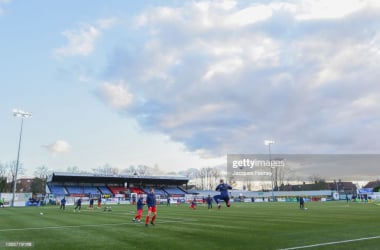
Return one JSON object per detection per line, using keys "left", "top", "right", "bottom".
{"left": 0, "top": 201, "right": 380, "bottom": 249}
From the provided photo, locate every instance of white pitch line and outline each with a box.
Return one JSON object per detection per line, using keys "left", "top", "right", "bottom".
{"left": 280, "top": 235, "right": 380, "bottom": 250}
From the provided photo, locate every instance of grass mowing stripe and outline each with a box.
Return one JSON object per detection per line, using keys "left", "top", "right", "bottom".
{"left": 0, "top": 218, "right": 200, "bottom": 232}
{"left": 0, "top": 222, "right": 130, "bottom": 232}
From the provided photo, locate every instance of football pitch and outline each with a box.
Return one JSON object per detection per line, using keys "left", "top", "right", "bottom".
{"left": 0, "top": 201, "right": 379, "bottom": 250}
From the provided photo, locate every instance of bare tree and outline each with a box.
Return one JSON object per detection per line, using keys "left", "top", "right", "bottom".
{"left": 194, "top": 167, "right": 222, "bottom": 190}
{"left": 5, "top": 161, "right": 25, "bottom": 193}
{"left": 177, "top": 168, "right": 200, "bottom": 189}
{"left": 309, "top": 174, "right": 325, "bottom": 184}
{"left": 209, "top": 167, "right": 220, "bottom": 190}
{"left": 277, "top": 165, "right": 292, "bottom": 190}
{"left": 151, "top": 164, "right": 164, "bottom": 175}
{"left": 197, "top": 168, "right": 207, "bottom": 190}
{"left": 92, "top": 164, "right": 119, "bottom": 175}
{"left": 121, "top": 165, "right": 137, "bottom": 175}
{"left": 178, "top": 168, "right": 199, "bottom": 180}
{"left": 0, "top": 162, "right": 7, "bottom": 177}
{"left": 243, "top": 176, "right": 252, "bottom": 191}
{"left": 121, "top": 165, "right": 152, "bottom": 176}
{"left": 32, "top": 165, "right": 51, "bottom": 195}
{"left": 34, "top": 165, "right": 51, "bottom": 179}
{"left": 66, "top": 166, "right": 81, "bottom": 173}
{"left": 136, "top": 165, "right": 151, "bottom": 176}
{"left": 0, "top": 162, "right": 8, "bottom": 192}
{"left": 7, "top": 161, "right": 25, "bottom": 180}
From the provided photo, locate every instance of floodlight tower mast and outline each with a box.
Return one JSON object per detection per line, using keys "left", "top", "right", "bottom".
{"left": 11, "top": 109, "right": 32, "bottom": 207}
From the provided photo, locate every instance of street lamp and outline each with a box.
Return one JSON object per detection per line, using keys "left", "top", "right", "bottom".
{"left": 264, "top": 140, "right": 275, "bottom": 201}
{"left": 11, "top": 109, "right": 32, "bottom": 207}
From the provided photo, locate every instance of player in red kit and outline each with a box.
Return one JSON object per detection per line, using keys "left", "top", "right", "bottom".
{"left": 190, "top": 198, "right": 197, "bottom": 210}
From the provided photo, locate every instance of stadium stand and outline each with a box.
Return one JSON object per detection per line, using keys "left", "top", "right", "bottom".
{"left": 66, "top": 185, "right": 85, "bottom": 195}
{"left": 129, "top": 187, "right": 145, "bottom": 194}
{"left": 162, "top": 187, "right": 187, "bottom": 195}
{"left": 47, "top": 172, "right": 190, "bottom": 198}
{"left": 83, "top": 186, "right": 100, "bottom": 195}
{"left": 142, "top": 187, "right": 167, "bottom": 196}
{"left": 108, "top": 186, "right": 126, "bottom": 195}
{"left": 48, "top": 184, "right": 67, "bottom": 196}
{"left": 64, "top": 185, "right": 101, "bottom": 196}
{"left": 97, "top": 186, "right": 113, "bottom": 195}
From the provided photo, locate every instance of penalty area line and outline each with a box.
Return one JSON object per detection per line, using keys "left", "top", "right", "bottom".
{"left": 279, "top": 235, "right": 380, "bottom": 250}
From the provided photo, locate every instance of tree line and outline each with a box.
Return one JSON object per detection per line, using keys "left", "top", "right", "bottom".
{"left": 0, "top": 161, "right": 50, "bottom": 195}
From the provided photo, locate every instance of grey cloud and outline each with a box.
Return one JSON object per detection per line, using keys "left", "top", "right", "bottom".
{"left": 101, "top": 1, "right": 380, "bottom": 156}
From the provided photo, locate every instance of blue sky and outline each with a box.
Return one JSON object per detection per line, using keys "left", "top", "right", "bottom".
{"left": 1, "top": 0, "right": 380, "bottom": 177}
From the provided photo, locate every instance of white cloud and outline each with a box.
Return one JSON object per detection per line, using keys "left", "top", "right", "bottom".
{"left": 54, "top": 25, "right": 100, "bottom": 57}
{"left": 43, "top": 140, "right": 71, "bottom": 155}
{"left": 225, "top": 4, "right": 273, "bottom": 27}
{"left": 53, "top": 18, "right": 116, "bottom": 57}
{"left": 295, "top": 0, "right": 348, "bottom": 20}
{"left": 202, "top": 58, "right": 243, "bottom": 80}
{"left": 99, "top": 82, "right": 134, "bottom": 109}
{"left": 295, "top": 0, "right": 380, "bottom": 20}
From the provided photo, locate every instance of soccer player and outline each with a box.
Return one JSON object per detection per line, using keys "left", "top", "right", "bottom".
{"left": 190, "top": 198, "right": 197, "bottom": 210}
{"left": 74, "top": 198, "right": 82, "bottom": 212}
{"left": 206, "top": 195, "right": 213, "bottom": 209}
{"left": 145, "top": 188, "right": 157, "bottom": 227}
{"left": 60, "top": 197, "right": 66, "bottom": 210}
{"left": 97, "top": 196, "right": 102, "bottom": 208}
{"left": 213, "top": 179, "right": 232, "bottom": 209}
{"left": 89, "top": 197, "right": 94, "bottom": 209}
{"left": 133, "top": 194, "right": 144, "bottom": 223}
{"left": 299, "top": 196, "right": 304, "bottom": 209}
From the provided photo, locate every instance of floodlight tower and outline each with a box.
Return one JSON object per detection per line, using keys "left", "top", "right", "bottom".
{"left": 11, "top": 109, "right": 32, "bottom": 207}
{"left": 264, "top": 140, "right": 275, "bottom": 201}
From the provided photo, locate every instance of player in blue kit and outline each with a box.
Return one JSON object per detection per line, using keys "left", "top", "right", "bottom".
{"left": 206, "top": 195, "right": 213, "bottom": 209}
{"left": 213, "top": 179, "right": 232, "bottom": 209}
{"left": 145, "top": 188, "right": 157, "bottom": 227}
{"left": 74, "top": 198, "right": 82, "bottom": 212}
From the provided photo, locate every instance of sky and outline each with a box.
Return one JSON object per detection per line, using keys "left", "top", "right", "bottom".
{"left": 1, "top": 0, "right": 380, "bottom": 179}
